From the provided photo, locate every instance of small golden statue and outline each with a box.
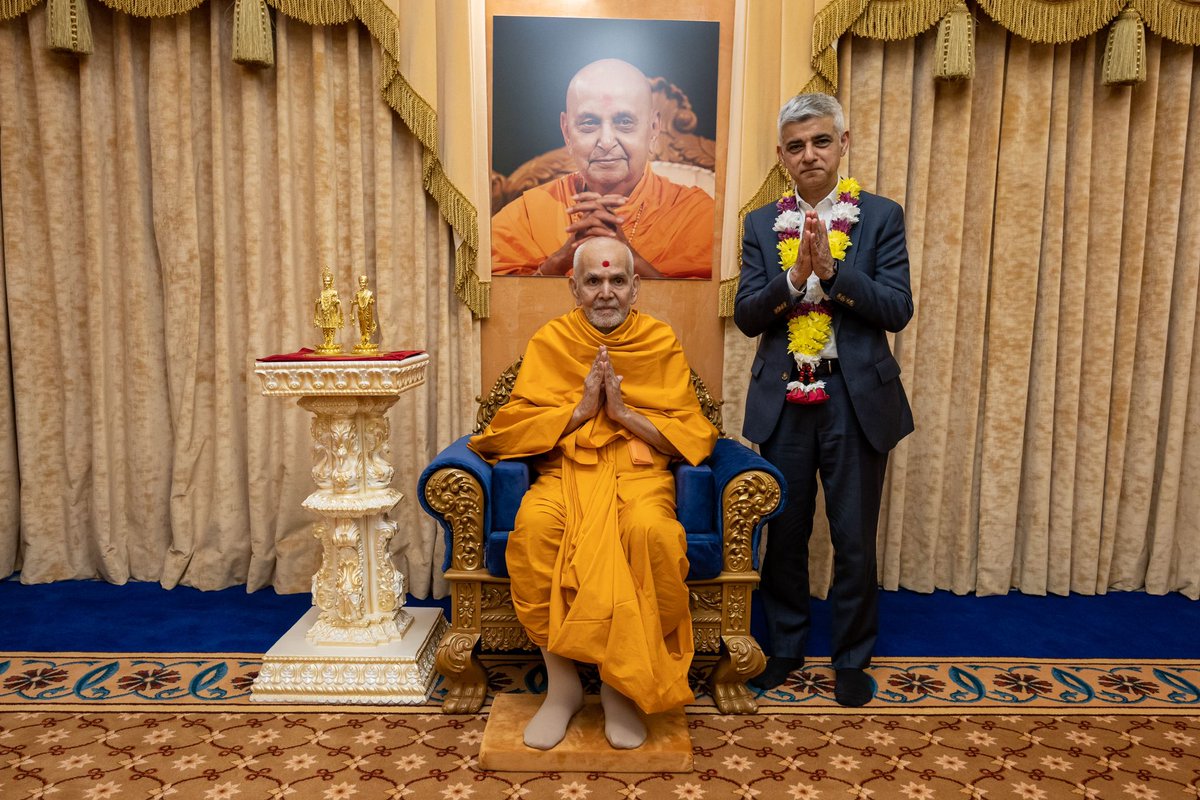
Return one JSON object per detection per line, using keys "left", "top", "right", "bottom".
{"left": 350, "top": 275, "right": 380, "bottom": 355}
{"left": 313, "top": 266, "right": 344, "bottom": 355}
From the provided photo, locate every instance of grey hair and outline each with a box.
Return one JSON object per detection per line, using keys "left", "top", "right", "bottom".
{"left": 573, "top": 238, "right": 634, "bottom": 274}
{"left": 778, "top": 93, "right": 845, "bottom": 141}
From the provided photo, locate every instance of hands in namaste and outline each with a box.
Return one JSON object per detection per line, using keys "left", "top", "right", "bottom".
{"left": 576, "top": 345, "right": 630, "bottom": 426}
{"left": 788, "top": 210, "right": 836, "bottom": 292}
{"left": 537, "top": 193, "right": 662, "bottom": 278}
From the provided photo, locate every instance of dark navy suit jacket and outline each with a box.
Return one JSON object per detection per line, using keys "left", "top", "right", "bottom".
{"left": 734, "top": 191, "right": 915, "bottom": 453}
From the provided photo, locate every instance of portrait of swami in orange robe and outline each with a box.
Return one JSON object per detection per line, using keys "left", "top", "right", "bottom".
{"left": 490, "top": 58, "right": 715, "bottom": 280}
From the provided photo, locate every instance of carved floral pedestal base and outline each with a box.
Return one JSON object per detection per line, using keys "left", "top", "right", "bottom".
{"left": 253, "top": 353, "right": 444, "bottom": 704}
{"left": 252, "top": 606, "right": 448, "bottom": 704}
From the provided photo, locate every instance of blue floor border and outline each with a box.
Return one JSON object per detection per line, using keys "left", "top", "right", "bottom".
{"left": 2, "top": 575, "right": 1197, "bottom": 659}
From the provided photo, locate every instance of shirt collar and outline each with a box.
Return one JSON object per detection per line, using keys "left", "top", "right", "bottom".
{"left": 792, "top": 178, "right": 842, "bottom": 213}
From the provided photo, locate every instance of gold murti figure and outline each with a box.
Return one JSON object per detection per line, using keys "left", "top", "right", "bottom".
{"left": 351, "top": 274, "right": 380, "bottom": 355}
{"left": 313, "top": 266, "right": 345, "bottom": 355}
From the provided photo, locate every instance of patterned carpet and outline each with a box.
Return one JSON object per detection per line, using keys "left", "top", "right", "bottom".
{"left": 2, "top": 653, "right": 1199, "bottom": 799}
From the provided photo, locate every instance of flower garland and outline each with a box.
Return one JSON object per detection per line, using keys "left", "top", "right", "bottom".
{"left": 774, "top": 177, "right": 862, "bottom": 404}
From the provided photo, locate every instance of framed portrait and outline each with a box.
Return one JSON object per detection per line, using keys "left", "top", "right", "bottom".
{"left": 488, "top": 13, "right": 721, "bottom": 281}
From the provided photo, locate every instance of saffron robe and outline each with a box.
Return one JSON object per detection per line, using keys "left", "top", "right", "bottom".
{"left": 490, "top": 167, "right": 715, "bottom": 279}
{"left": 469, "top": 309, "right": 717, "bottom": 713}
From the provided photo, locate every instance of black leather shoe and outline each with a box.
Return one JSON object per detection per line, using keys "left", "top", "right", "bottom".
{"left": 834, "top": 668, "right": 874, "bottom": 707}
{"left": 749, "top": 657, "right": 805, "bottom": 691}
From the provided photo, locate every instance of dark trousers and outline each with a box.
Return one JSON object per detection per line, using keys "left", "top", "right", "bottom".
{"left": 759, "top": 369, "right": 889, "bottom": 669}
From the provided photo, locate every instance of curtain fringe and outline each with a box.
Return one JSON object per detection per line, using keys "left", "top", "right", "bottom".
{"left": 379, "top": 57, "right": 486, "bottom": 318}
{"left": 232, "top": 0, "right": 273, "bottom": 66}
{"left": 850, "top": 0, "right": 959, "bottom": 41}
{"left": 1103, "top": 7, "right": 1147, "bottom": 85}
{"left": 1133, "top": 0, "right": 1200, "bottom": 46}
{"left": 94, "top": 0, "right": 205, "bottom": 18}
{"left": 975, "top": 0, "right": 1126, "bottom": 43}
{"left": 935, "top": 1, "right": 976, "bottom": 80}
{"left": 720, "top": 163, "right": 791, "bottom": 318}
{"left": 47, "top": 0, "right": 92, "bottom": 53}
{"left": 1, "top": 0, "right": 41, "bottom": 21}
{"left": 811, "top": 0, "right": 869, "bottom": 93}
{"left": 267, "top": 0, "right": 352, "bottom": 26}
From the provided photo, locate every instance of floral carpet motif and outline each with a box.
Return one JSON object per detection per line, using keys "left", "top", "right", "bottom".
{"left": 4, "top": 654, "right": 1200, "bottom": 715}
{"left": 2, "top": 654, "right": 1199, "bottom": 799}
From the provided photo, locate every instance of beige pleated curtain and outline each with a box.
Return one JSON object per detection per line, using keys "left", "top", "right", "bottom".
{"left": 0, "top": 3, "right": 478, "bottom": 596}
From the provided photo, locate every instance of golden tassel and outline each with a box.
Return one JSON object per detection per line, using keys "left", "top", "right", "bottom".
{"left": 46, "top": 0, "right": 93, "bottom": 55}
{"left": 233, "top": 0, "right": 274, "bottom": 67}
{"left": 934, "top": 1, "right": 975, "bottom": 80}
{"left": 1103, "top": 7, "right": 1147, "bottom": 86}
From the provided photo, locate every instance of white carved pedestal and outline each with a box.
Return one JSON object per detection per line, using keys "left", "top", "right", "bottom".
{"left": 252, "top": 353, "right": 447, "bottom": 703}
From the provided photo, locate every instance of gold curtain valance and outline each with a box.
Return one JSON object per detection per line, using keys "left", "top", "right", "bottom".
{"left": 808, "top": 0, "right": 1200, "bottom": 92}
{"left": 0, "top": 0, "right": 488, "bottom": 318}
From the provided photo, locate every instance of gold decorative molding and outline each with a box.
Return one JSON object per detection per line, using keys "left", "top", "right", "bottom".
{"left": 690, "top": 369, "right": 725, "bottom": 436}
{"left": 434, "top": 631, "right": 487, "bottom": 714}
{"left": 255, "top": 354, "right": 430, "bottom": 397}
{"left": 474, "top": 358, "right": 523, "bottom": 433}
{"left": 721, "top": 470, "right": 782, "bottom": 573}
{"left": 423, "top": 469, "right": 485, "bottom": 572}
{"left": 711, "top": 634, "right": 767, "bottom": 714}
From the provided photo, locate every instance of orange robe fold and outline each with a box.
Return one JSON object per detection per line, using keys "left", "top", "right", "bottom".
{"left": 490, "top": 168, "right": 715, "bottom": 279}
{"left": 469, "top": 309, "right": 717, "bottom": 713}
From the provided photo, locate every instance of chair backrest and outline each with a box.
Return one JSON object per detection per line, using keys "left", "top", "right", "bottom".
{"left": 474, "top": 357, "right": 725, "bottom": 436}
{"left": 490, "top": 76, "right": 718, "bottom": 216}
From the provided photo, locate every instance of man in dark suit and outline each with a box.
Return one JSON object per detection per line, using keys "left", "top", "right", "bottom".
{"left": 734, "top": 93, "right": 913, "bottom": 707}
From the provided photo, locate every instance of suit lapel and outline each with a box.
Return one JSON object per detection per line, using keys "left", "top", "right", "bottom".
{"left": 832, "top": 192, "right": 866, "bottom": 335}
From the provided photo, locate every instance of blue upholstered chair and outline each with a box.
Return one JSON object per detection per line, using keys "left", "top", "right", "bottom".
{"left": 418, "top": 362, "right": 785, "bottom": 714}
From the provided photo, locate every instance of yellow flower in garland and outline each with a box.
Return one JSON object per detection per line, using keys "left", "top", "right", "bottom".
{"left": 777, "top": 237, "right": 800, "bottom": 270}
{"left": 837, "top": 176, "right": 862, "bottom": 197}
{"left": 827, "top": 230, "right": 851, "bottom": 261}
{"left": 787, "top": 308, "right": 834, "bottom": 355}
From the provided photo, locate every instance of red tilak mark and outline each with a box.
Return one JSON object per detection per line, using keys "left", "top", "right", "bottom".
{"left": 602, "top": 260, "right": 610, "bottom": 267}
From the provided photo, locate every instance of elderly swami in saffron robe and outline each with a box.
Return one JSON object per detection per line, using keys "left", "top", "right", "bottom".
{"left": 469, "top": 237, "right": 717, "bottom": 750}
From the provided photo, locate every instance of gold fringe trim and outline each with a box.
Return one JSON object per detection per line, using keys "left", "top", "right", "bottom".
{"left": 233, "top": 0, "right": 274, "bottom": 66}
{"left": 718, "top": 276, "right": 739, "bottom": 317}
{"left": 975, "top": 0, "right": 1126, "bottom": 43}
{"left": 850, "top": 0, "right": 960, "bottom": 41}
{"left": 935, "top": 1, "right": 976, "bottom": 79}
{"left": 719, "top": 163, "right": 791, "bottom": 318}
{"left": 1, "top": 0, "right": 41, "bottom": 22}
{"left": 801, "top": 73, "right": 834, "bottom": 96}
{"left": 47, "top": 0, "right": 92, "bottom": 53}
{"left": 456, "top": 241, "right": 489, "bottom": 318}
{"left": 811, "top": 42, "right": 842, "bottom": 93}
{"left": 349, "top": 0, "right": 397, "bottom": 66}
{"left": 95, "top": 0, "right": 205, "bottom": 18}
{"left": 1103, "top": 7, "right": 1147, "bottom": 84}
{"left": 811, "top": 0, "right": 869, "bottom": 92}
{"left": 379, "top": 50, "right": 486, "bottom": 317}
{"left": 267, "top": 0, "right": 354, "bottom": 26}
{"left": 1133, "top": 0, "right": 1200, "bottom": 46}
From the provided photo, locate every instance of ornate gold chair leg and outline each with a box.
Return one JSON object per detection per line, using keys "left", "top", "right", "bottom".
{"left": 711, "top": 634, "right": 766, "bottom": 714}
{"left": 435, "top": 631, "right": 488, "bottom": 714}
